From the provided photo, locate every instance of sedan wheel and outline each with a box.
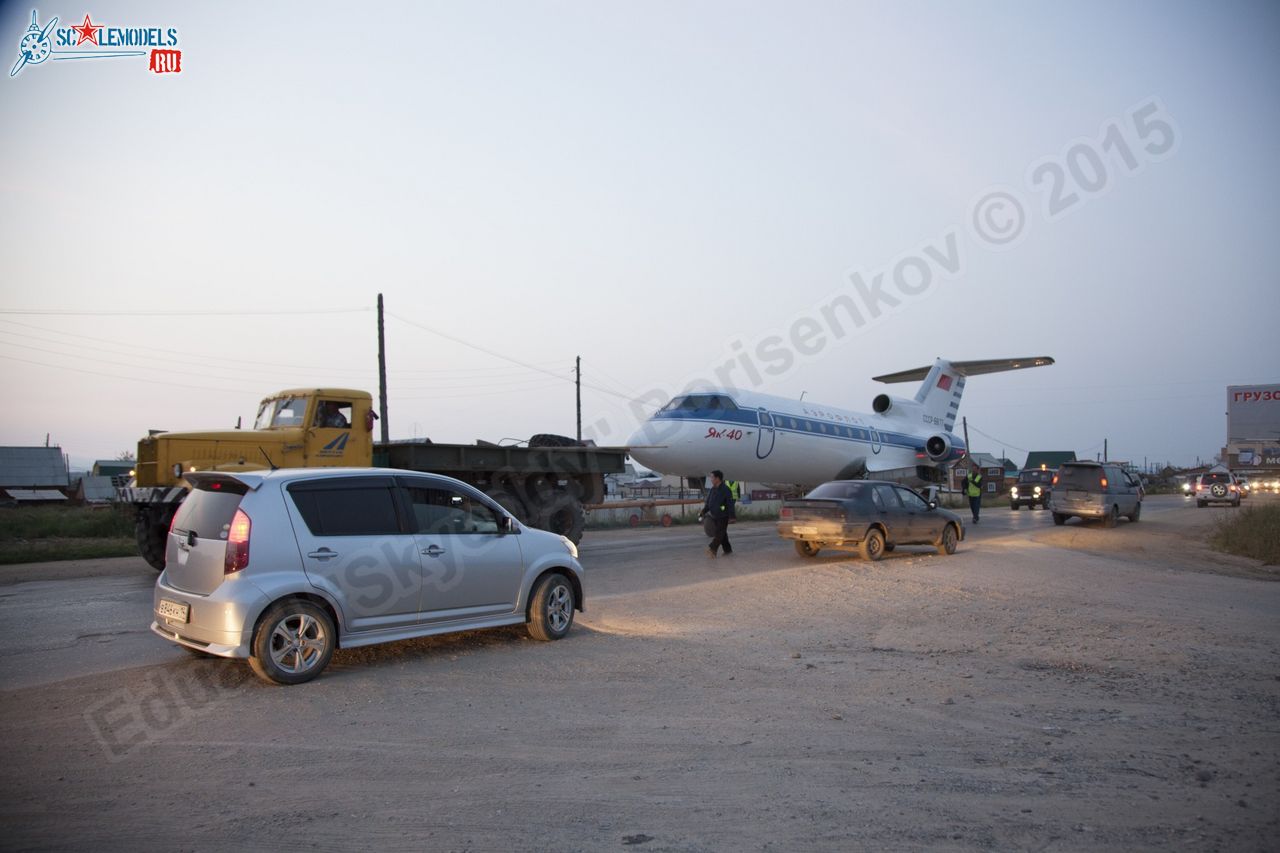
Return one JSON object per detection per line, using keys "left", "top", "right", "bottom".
{"left": 936, "top": 523, "right": 958, "bottom": 556}
{"left": 527, "top": 573, "right": 575, "bottom": 641}
{"left": 860, "top": 529, "right": 886, "bottom": 562}
{"left": 250, "top": 599, "right": 335, "bottom": 686}
{"left": 794, "top": 540, "right": 821, "bottom": 558}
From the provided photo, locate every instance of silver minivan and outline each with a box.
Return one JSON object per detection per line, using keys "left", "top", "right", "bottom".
{"left": 1047, "top": 461, "right": 1143, "bottom": 527}
{"left": 151, "top": 468, "right": 584, "bottom": 684}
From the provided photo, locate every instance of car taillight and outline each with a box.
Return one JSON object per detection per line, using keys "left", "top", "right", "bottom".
{"left": 781, "top": 507, "right": 793, "bottom": 519}
{"left": 1051, "top": 475, "right": 1058, "bottom": 486}
{"left": 1100, "top": 477, "right": 1108, "bottom": 489}
{"left": 225, "top": 509, "right": 251, "bottom": 574}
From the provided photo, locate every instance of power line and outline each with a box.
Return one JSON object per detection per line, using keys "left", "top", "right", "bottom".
{"left": 386, "top": 312, "right": 634, "bottom": 402}
{"left": 0, "top": 308, "right": 369, "bottom": 317}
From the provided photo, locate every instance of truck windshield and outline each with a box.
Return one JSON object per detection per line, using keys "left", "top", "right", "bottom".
{"left": 254, "top": 397, "right": 307, "bottom": 429}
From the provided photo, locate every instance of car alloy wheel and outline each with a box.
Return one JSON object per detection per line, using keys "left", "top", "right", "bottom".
{"left": 527, "top": 573, "right": 575, "bottom": 641}
{"left": 250, "top": 599, "right": 336, "bottom": 685}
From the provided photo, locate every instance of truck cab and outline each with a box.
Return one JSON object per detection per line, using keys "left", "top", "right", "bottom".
{"left": 133, "top": 389, "right": 376, "bottom": 488}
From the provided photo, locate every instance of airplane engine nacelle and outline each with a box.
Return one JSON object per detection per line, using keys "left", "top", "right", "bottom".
{"left": 872, "top": 394, "right": 894, "bottom": 414}
{"left": 925, "top": 434, "right": 953, "bottom": 462}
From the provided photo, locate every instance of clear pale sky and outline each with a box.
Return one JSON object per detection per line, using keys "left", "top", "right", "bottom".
{"left": 2, "top": 0, "right": 1277, "bottom": 470}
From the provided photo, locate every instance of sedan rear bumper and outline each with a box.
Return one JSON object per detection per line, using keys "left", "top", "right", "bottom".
{"left": 776, "top": 520, "right": 864, "bottom": 544}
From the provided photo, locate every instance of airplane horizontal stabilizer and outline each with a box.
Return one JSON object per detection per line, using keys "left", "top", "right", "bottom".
{"left": 872, "top": 357, "right": 1054, "bottom": 384}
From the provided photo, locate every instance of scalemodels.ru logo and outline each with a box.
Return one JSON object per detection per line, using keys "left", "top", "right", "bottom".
{"left": 10, "top": 9, "right": 182, "bottom": 77}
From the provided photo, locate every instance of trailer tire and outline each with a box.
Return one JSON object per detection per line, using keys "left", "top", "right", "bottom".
{"left": 485, "top": 490, "right": 529, "bottom": 524}
{"left": 529, "top": 433, "right": 583, "bottom": 448}
{"left": 136, "top": 506, "right": 175, "bottom": 572}
{"left": 532, "top": 491, "right": 586, "bottom": 544}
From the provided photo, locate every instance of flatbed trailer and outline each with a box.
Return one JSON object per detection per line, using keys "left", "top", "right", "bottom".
{"left": 121, "top": 388, "right": 627, "bottom": 570}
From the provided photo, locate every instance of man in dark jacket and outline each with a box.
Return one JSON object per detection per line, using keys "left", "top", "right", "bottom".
{"left": 702, "top": 469, "right": 735, "bottom": 557}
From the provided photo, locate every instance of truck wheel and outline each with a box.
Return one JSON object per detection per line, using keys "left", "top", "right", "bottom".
{"left": 135, "top": 506, "right": 175, "bottom": 572}
{"left": 1052, "top": 513, "right": 1067, "bottom": 526}
{"left": 1101, "top": 505, "right": 1118, "bottom": 529}
{"left": 528, "top": 433, "right": 582, "bottom": 448}
{"left": 533, "top": 491, "right": 586, "bottom": 544}
{"left": 1128, "top": 503, "right": 1141, "bottom": 522}
{"left": 485, "top": 490, "right": 529, "bottom": 524}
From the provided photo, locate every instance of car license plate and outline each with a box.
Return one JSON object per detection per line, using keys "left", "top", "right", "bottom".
{"left": 158, "top": 598, "right": 189, "bottom": 624}
{"left": 794, "top": 526, "right": 818, "bottom": 536}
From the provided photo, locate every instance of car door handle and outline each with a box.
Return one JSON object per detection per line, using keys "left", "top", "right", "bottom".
{"left": 421, "top": 545, "right": 447, "bottom": 558}
{"left": 307, "top": 548, "right": 339, "bottom": 561}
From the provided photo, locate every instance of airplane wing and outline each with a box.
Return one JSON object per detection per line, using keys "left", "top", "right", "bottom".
{"left": 872, "top": 357, "right": 1054, "bottom": 384}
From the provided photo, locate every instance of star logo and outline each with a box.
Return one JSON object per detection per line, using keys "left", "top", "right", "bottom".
{"left": 72, "top": 14, "right": 103, "bottom": 46}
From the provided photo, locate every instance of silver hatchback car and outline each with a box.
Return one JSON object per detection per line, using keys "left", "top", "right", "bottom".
{"left": 152, "top": 468, "right": 584, "bottom": 684}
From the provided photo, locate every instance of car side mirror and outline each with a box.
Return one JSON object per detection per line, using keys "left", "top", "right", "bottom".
{"left": 500, "top": 515, "right": 516, "bottom": 534}
{"left": 928, "top": 500, "right": 938, "bottom": 510}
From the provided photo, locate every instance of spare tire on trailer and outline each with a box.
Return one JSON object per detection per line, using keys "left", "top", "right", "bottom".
{"left": 529, "top": 433, "right": 582, "bottom": 448}
{"left": 533, "top": 491, "right": 586, "bottom": 544}
{"left": 485, "top": 489, "right": 529, "bottom": 524}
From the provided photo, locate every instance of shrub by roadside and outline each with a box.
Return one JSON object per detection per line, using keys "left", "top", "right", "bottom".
{"left": 0, "top": 506, "right": 135, "bottom": 565}
{"left": 1209, "top": 503, "right": 1280, "bottom": 565}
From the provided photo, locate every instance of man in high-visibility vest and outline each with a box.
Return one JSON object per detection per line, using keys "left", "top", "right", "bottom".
{"left": 965, "top": 464, "right": 984, "bottom": 524}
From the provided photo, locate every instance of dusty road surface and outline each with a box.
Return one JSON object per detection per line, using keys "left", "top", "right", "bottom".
{"left": 1, "top": 495, "right": 1277, "bottom": 851}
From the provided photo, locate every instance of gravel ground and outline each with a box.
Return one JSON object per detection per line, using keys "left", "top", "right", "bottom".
{"left": 0, "top": 495, "right": 1276, "bottom": 851}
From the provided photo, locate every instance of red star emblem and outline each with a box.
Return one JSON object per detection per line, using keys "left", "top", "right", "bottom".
{"left": 72, "top": 14, "right": 103, "bottom": 46}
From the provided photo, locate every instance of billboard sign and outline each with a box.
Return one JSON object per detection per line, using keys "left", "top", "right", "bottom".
{"left": 1227, "top": 384, "right": 1280, "bottom": 442}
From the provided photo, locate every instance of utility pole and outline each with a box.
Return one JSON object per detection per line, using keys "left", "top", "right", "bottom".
{"left": 1104, "top": 438, "right": 1108, "bottom": 462}
{"left": 377, "top": 293, "right": 390, "bottom": 444}
{"left": 575, "top": 355, "right": 582, "bottom": 442}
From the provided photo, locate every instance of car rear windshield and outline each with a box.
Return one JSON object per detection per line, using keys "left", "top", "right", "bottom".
{"left": 1055, "top": 466, "right": 1105, "bottom": 489}
{"left": 172, "top": 481, "right": 248, "bottom": 540}
{"left": 1018, "top": 471, "right": 1053, "bottom": 483}
{"left": 805, "top": 482, "right": 867, "bottom": 501}
{"left": 1201, "top": 472, "right": 1231, "bottom": 484}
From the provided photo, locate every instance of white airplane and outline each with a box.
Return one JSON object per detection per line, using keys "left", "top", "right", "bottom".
{"left": 627, "top": 357, "right": 1054, "bottom": 487}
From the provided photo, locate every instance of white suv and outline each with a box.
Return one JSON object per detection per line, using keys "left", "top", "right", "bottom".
{"left": 1194, "top": 469, "right": 1241, "bottom": 508}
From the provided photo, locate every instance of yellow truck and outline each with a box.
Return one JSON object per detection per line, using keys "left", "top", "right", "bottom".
{"left": 121, "top": 388, "right": 626, "bottom": 570}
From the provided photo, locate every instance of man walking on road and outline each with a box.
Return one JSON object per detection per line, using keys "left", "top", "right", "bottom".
{"left": 701, "top": 469, "right": 736, "bottom": 557}
{"left": 966, "top": 464, "right": 984, "bottom": 524}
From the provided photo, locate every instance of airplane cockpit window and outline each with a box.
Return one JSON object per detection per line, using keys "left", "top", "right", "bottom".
{"left": 661, "top": 394, "right": 740, "bottom": 413}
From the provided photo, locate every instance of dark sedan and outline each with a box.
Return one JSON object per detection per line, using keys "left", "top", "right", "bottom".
{"left": 777, "top": 480, "right": 964, "bottom": 560}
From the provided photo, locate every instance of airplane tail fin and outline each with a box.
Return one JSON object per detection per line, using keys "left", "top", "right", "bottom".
{"left": 873, "top": 357, "right": 1054, "bottom": 433}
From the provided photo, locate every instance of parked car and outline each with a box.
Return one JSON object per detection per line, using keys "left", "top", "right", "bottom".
{"left": 1009, "top": 468, "right": 1054, "bottom": 510}
{"left": 1047, "top": 461, "right": 1143, "bottom": 527}
{"left": 777, "top": 479, "right": 964, "bottom": 560}
{"left": 1194, "top": 469, "right": 1241, "bottom": 508}
{"left": 152, "top": 468, "right": 584, "bottom": 684}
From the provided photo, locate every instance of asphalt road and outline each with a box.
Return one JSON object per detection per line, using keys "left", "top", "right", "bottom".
{"left": 0, "top": 494, "right": 1203, "bottom": 691}
{"left": 0, "top": 495, "right": 1276, "bottom": 851}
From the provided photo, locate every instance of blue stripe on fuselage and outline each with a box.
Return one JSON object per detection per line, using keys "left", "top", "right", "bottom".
{"left": 650, "top": 408, "right": 959, "bottom": 454}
